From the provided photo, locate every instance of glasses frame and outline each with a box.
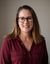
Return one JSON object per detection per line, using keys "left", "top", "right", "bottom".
{"left": 18, "top": 16, "right": 33, "bottom": 22}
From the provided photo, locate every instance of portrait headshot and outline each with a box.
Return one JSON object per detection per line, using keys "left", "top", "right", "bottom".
{"left": 0, "top": 0, "right": 50, "bottom": 64}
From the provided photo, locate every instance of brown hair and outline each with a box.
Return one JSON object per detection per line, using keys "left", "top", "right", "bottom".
{"left": 10, "top": 5, "right": 43, "bottom": 43}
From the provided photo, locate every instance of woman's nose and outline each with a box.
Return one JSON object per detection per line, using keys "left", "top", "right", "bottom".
{"left": 24, "top": 19, "right": 28, "bottom": 24}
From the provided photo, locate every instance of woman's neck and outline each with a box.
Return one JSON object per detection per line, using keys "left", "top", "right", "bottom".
{"left": 19, "top": 32, "right": 32, "bottom": 41}
{"left": 19, "top": 32, "right": 33, "bottom": 51}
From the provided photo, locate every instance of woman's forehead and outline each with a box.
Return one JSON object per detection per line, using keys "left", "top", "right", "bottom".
{"left": 18, "top": 9, "right": 32, "bottom": 17}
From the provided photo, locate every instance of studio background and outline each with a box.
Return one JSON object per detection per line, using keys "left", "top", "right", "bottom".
{"left": 0, "top": 0, "right": 50, "bottom": 63}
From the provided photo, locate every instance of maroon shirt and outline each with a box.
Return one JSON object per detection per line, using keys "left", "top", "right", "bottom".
{"left": 0, "top": 35, "right": 48, "bottom": 64}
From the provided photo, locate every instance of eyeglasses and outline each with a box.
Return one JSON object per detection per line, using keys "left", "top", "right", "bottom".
{"left": 18, "top": 16, "right": 33, "bottom": 22}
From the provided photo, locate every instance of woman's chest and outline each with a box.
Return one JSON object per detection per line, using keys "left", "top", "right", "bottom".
{"left": 10, "top": 43, "right": 43, "bottom": 64}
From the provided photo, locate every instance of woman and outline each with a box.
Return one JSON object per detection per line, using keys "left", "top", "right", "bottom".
{"left": 0, "top": 5, "right": 48, "bottom": 64}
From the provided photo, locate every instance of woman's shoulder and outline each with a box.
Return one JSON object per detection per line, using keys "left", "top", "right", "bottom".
{"left": 1, "top": 34, "right": 12, "bottom": 47}
{"left": 41, "top": 35, "right": 46, "bottom": 42}
{"left": 37, "top": 35, "right": 46, "bottom": 45}
{"left": 39, "top": 35, "right": 47, "bottom": 47}
{"left": 3, "top": 34, "right": 20, "bottom": 45}
{"left": 3, "top": 31, "right": 17, "bottom": 39}
{"left": 3, "top": 33, "right": 19, "bottom": 42}
{"left": 3, "top": 33, "right": 13, "bottom": 42}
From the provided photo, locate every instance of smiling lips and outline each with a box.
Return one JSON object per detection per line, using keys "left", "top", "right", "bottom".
{"left": 23, "top": 25, "right": 29, "bottom": 28}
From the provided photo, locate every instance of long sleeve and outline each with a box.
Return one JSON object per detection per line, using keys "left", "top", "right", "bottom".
{"left": 42, "top": 38, "right": 48, "bottom": 64}
{"left": 0, "top": 36, "right": 11, "bottom": 64}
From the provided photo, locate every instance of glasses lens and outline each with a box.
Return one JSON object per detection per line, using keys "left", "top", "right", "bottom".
{"left": 18, "top": 16, "right": 33, "bottom": 22}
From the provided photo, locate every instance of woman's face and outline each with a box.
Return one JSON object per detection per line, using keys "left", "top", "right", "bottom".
{"left": 18, "top": 9, "right": 33, "bottom": 33}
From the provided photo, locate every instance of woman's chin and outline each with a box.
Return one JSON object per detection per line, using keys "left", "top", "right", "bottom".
{"left": 21, "top": 28, "right": 31, "bottom": 33}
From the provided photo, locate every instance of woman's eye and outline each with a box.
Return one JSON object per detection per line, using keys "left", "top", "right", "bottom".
{"left": 21, "top": 17, "right": 25, "bottom": 20}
